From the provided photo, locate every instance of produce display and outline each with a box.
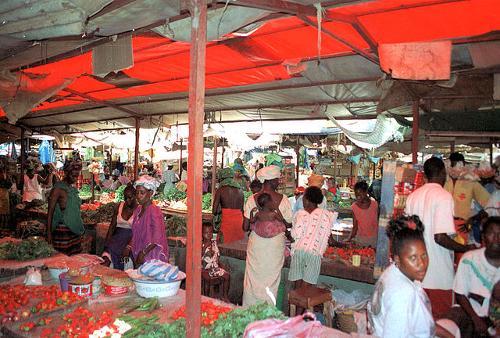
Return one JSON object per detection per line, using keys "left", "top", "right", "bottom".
{"left": 202, "top": 193, "right": 212, "bottom": 212}
{"left": 171, "top": 301, "right": 231, "bottom": 326}
{"left": 99, "top": 192, "right": 115, "bottom": 204}
{"left": 81, "top": 202, "right": 116, "bottom": 224}
{"left": 114, "top": 185, "right": 127, "bottom": 203}
{"left": 78, "top": 185, "right": 92, "bottom": 200}
{"left": 0, "top": 238, "right": 55, "bottom": 261}
{"left": 163, "top": 187, "right": 186, "bottom": 202}
{"left": 243, "top": 191, "right": 252, "bottom": 203}
{"left": 0, "top": 285, "right": 83, "bottom": 324}
{"left": 116, "top": 302, "right": 284, "bottom": 337}
{"left": 165, "top": 216, "right": 187, "bottom": 237}
{"left": 40, "top": 307, "right": 114, "bottom": 338}
{"left": 323, "top": 245, "right": 375, "bottom": 265}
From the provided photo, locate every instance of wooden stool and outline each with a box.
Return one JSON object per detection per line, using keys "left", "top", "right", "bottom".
{"left": 288, "top": 286, "right": 333, "bottom": 327}
{"left": 201, "top": 273, "right": 224, "bottom": 300}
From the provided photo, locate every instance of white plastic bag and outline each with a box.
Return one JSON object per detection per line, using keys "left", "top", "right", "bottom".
{"left": 243, "top": 313, "right": 323, "bottom": 338}
{"left": 24, "top": 267, "right": 42, "bottom": 286}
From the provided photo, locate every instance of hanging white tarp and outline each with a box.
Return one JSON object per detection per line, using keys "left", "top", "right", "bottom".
{"left": 326, "top": 113, "right": 406, "bottom": 149}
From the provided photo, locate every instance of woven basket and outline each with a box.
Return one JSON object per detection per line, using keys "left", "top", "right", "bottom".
{"left": 336, "top": 310, "right": 358, "bottom": 333}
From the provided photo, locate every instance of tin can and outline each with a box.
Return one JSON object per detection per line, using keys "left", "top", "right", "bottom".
{"left": 352, "top": 254, "right": 361, "bottom": 267}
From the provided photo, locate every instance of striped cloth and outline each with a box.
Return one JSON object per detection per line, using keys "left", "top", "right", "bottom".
{"left": 139, "top": 259, "right": 179, "bottom": 282}
{"left": 288, "top": 249, "right": 322, "bottom": 284}
{"left": 53, "top": 224, "right": 83, "bottom": 256}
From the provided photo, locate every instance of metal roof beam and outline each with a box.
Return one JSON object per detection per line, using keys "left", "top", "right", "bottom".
{"left": 299, "top": 15, "right": 379, "bottom": 65}
{"left": 63, "top": 88, "right": 143, "bottom": 118}
{"left": 230, "top": 0, "right": 355, "bottom": 23}
{"left": 21, "top": 75, "right": 380, "bottom": 121}
{"left": 30, "top": 97, "right": 380, "bottom": 129}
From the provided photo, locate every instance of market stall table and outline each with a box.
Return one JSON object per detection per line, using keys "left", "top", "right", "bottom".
{"left": 161, "top": 207, "right": 213, "bottom": 222}
{"left": 219, "top": 240, "right": 375, "bottom": 285}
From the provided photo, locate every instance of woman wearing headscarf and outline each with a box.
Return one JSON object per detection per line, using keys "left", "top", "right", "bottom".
{"left": 47, "top": 156, "right": 85, "bottom": 255}
{"left": 292, "top": 174, "right": 328, "bottom": 213}
{"left": 213, "top": 168, "right": 244, "bottom": 243}
{"left": 233, "top": 158, "right": 250, "bottom": 191}
{"left": 242, "top": 165, "right": 293, "bottom": 306}
{"left": 123, "top": 175, "right": 168, "bottom": 268}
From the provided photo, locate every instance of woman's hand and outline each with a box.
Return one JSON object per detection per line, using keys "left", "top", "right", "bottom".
{"left": 135, "top": 251, "right": 146, "bottom": 267}
{"left": 122, "top": 245, "right": 131, "bottom": 259}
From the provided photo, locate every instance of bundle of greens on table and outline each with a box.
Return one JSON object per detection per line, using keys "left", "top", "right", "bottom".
{"left": 163, "top": 187, "right": 186, "bottom": 202}
{"left": 0, "top": 238, "right": 55, "bottom": 261}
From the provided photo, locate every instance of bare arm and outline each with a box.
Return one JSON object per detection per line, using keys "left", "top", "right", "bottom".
{"left": 434, "top": 233, "right": 473, "bottom": 253}
{"left": 46, "top": 188, "right": 61, "bottom": 244}
{"left": 37, "top": 173, "right": 53, "bottom": 186}
{"left": 347, "top": 215, "right": 358, "bottom": 241}
{"left": 104, "top": 204, "right": 120, "bottom": 244}
{"left": 212, "top": 189, "right": 221, "bottom": 216}
{"left": 456, "top": 293, "right": 489, "bottom": 335}
{"left": 435, "top": 323, "right": 455, "bottom": 338}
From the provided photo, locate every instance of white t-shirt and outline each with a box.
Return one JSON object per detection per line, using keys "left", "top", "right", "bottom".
{"left": 405, "top": 183, "right": 456, "bottom": 290}
{"left": 485, "top": 189, "right": 500, "bottom": 217}
{"left": 453, "top": 247, "right": 500, "bottom": 317}
{"left": 368, "top": 264, "right": 435, "bottom": 338}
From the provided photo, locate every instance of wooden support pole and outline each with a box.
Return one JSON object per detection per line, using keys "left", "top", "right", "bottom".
{"left": 20, "top": 128, "right": 26, "bottom": 186}
{"left": 490, "top": 139, "right": 494, "bottom": 166}
{"left": 412, "top": 101, "right": 419, "bottom": 165}
{"left": 211, "top": 137, "right": 218, "bottom": 197}
{"left": 186, "top": 0, "right": 207, "bottom": 337}
{"left": 134, "top": 118, "right": 140, "bottom": 181}
{"left": 450, "top": 140, "right": 455, "bottom": 154}
{"left": 179, "top": 138, "right": 183, "bottom": 177}
{"left": 295, "top": 139, "right": 300, "bottom": 188}
{"left": 221, "top": 138, "right": 225, "bottom": 169}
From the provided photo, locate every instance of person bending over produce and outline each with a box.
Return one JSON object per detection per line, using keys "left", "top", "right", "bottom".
{"left": 347, "top": 181, "right": 379, "bottom": 247}
{"left": 213, "top": 168, "right": 244, "bottom": 243}
{"left": 47, "top": 156, "right": 85, "bottom": 255}
{"left": 289, "top": 186, "right": 337, "bottom": 289}
{"left": 123, "top": 175, "right": 168, "bottom": 268}
{"left": 368, "top": 215, "right": 456, "bottom": 338}
{"left": 102, "top": 184, "right": 138, "bottom": 270}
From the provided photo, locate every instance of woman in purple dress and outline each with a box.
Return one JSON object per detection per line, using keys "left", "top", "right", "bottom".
{"left": 124, "top": 175, "right": 168, "bottom": 268}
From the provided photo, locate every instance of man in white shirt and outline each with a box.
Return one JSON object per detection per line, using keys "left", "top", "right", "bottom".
{"left": 447, "top": 217, "right": 500, "bottom": 337}
{"left": 405, "top": 157, "right": 473, "bottom": 318}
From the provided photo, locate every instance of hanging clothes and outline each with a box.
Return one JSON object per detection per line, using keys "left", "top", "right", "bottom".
{"left": 39, "top": 140, "right": 54, "bottom": 164}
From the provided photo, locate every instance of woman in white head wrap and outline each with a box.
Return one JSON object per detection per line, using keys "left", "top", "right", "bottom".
{"left": 123, "top": 176, "right": 168, "bottom": 268}
{"left": 242, "top": 165, "right": 293, "bottom": 306}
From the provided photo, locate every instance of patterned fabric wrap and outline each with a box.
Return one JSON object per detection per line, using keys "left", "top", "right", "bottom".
{"left": 256, "top": 165, "right": 281, "bottom": 183}
{"left": 218, "top": 167, "right": 234, "bottom": 180}
{"left": 139, "top": 259, "right": 179, "bottom": 282}
{"left": 134, "top": 175, "right": 160, "bottom": 194}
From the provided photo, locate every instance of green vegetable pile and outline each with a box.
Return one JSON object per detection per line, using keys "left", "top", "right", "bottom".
{"left": 122, "top": 297, "right": 160, "bottom": 314}
{"left": 81, "top": 202, "right": 117, "bottom": 224}
{"left": 79, "top": 184, "right": 92, "bottom": 199}
{"left": 0, "top": 238, "right": 55, "bottom": 261}
{"left": 164, "top": 187, "right": 186, "bottom": 202}
{"left": 202, "top": 193, "right": 212, "bottom": 211}
{"left": 114, "top": 185, "right": 127, "bottom": 202}
{"left": 165, "top": 216, "right": 187, "bottom": 237}
{"left": 243, "top": 191, "right": 253, "bottom": 203}
{"left": 119, "top": 303, "right": 285, "bottom": 338}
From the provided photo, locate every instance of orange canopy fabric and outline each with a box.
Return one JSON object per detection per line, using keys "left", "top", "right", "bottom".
{"left": 2, "top": 0, "right": 499, "bottom": 118}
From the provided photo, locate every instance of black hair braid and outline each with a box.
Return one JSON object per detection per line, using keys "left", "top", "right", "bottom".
{"left": 386, "top": 215, "right": 425, "bottom": 257}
